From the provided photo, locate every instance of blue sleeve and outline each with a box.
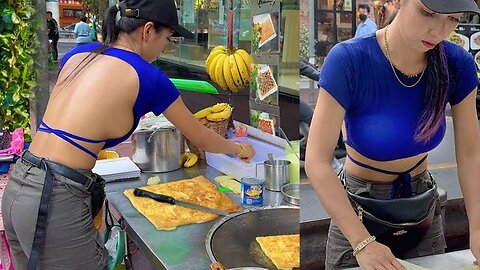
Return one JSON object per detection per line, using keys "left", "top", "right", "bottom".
{"left": 449, "top": 47, "right": 479, "bottom": 106}
{"left": 150, "top": 70, "right": 180, "bottom": 116}
{"left": 318, "top": 43, "right": 355, "bottom": 110}
{"left": 74, "top": 23, "right": 79, "bottom": 35}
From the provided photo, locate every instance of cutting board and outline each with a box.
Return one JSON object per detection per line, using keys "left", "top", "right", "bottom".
{"left": 206, "top": 136, "right": 285, "bottom": 181}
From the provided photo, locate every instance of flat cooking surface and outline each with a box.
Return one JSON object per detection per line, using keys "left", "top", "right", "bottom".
{"left": 206, "top": 207, "right": 299, "bottom": 269}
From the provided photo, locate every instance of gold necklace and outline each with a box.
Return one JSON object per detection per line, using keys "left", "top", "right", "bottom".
{"left": 384, "top": 26, "right": 427, "bottom": 88}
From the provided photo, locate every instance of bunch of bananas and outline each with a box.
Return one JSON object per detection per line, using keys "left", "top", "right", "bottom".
{"left": 179, "top": 152, "right": 198, "bottom": 168}
{"left": 193, "top": 103, "right": 233, "bottom": 122}
{"left": 205, "top": 46, "right": 253, "bottom": 93}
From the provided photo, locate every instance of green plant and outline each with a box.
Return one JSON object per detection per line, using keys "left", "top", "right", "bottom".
{"left": 0, "top": 1, "right": 38, "bottom": 140}
{"left": 300, "top": 24, "right": 309, "bottom": 60}
{"left": 252, "top": 22, "right": 260, "bottom": 54}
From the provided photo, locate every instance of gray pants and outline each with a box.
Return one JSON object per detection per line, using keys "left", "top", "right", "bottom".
{"left": 325, "top": 170, "right": 447, "bottom": 270}
{"left": 1, "top": 159, "right": 108, "bottom": 270}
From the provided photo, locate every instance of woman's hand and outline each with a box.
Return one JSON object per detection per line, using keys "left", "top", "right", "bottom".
{"left": 235, "top": 143, "right": 255, "bottom": 163}
{"left": 470, "top": 230, "right": 480, "bottom": 265}
{"left": 355, "top": 241, "right": 406, "bottom": 270}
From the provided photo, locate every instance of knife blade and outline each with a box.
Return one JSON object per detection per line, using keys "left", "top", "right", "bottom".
{"left": 133, "top": 188, "right": 229, "bottom": 216}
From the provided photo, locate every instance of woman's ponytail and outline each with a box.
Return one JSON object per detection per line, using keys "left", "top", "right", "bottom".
{"left": 102, "top": 4, "right": 121, "bottom": 44}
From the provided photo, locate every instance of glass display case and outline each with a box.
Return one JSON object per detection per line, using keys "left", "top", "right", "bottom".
{"left": 315, "top": 0, "right": 356, "bottom": 66}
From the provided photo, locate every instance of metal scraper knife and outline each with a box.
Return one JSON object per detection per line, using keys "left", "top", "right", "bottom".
{"left": 133, "top": 188, "right": 229, "bottom": 216}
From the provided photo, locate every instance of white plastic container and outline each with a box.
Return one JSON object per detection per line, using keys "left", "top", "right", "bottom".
{"left": 206, "top": 136, "right": 286, "bottom": 181}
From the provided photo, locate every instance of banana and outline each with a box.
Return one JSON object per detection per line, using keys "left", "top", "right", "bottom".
{"left": 214, "top": 54, "right": 228, "bottom": 90}
{"left": 211, "top": 45, "right": 226, "bottom": 53}
{"left": 207, "top": 104, "right": 232, "bottom": 122}
{"left": 207, "top": 53, "right": 225, "bottom": 81}
{"left": 211, "top": 103, "right": 228, "bottom": 113}
{"left": 206, "top": 50, "right": 226, "bottom": 78}
{"left": 228, "top": 55, "right": 243, "bottom": 88}
{"left": 179, "top": 152, "right": 198, "bottom": 168}
{"left": 223, "top": 56, "right": 239, "bottom": 93}
{"left": 235, "top": 49, "right": 253, "bottom": 71}
{"left": 233, "top": 53, "right": 251, "bottom": 86}
{"left": 193, "top": 106, "right": 212, "bottom": 119}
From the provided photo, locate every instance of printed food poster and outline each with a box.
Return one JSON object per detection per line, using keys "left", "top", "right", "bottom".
{"left": 250, "top": 64, "right": 279, "bottom": 104}
{"left": 252, "top": 12, "right": 280, "bottom": 53}
{"left": 250, "top": 110, "right": 279, "bottom": 135}
{"left": 448, "top": 24, "right": 480, "bottom": 70}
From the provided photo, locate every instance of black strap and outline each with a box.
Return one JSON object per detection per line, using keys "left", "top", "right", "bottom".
{"left": 104, "top": 199, "right": 115, "bottom": 229}
{"left": 27, "top": 161, "right": 55, "bottom": 270}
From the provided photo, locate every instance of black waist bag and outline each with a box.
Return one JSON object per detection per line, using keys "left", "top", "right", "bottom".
{"left": 345, "top": 182, "right": 438, "bottom": 258}
{"left": 90, "top": 173, "right": 106, "bottom": 219}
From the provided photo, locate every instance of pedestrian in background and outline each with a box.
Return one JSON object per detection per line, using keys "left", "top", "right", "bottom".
{"left": 74, "top": 15, "right": 91, "bottom": 45}
{"left": 354, "top": 4, "right": 378, "bottom": 38}
{"left": 46, "top": 11, "right": 59, "bottom": 63}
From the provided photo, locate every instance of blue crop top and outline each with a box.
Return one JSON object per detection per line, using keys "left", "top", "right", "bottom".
{"left": 38, "top": 42, "right": 180, "bottom": 158}
{"left": 319, "top": 34, "right": 479, "bottom": 161}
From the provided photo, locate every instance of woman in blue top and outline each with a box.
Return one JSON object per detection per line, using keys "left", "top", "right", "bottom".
{"left": 1, "top": 0, "right": 255, "bottom": 269}
{"left": 306, "top": 0, "right": 480, "bottom": 269}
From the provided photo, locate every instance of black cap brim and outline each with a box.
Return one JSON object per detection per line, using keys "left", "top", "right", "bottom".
{"left": 171, "top": 24, "right": 195, "bottom": 39}
{"left": 420, "top": 0, "right": 480, "bottom": 14}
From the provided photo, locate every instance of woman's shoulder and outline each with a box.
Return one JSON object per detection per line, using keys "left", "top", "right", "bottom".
{"left": 329, "top": 34, "right": 378, "bottom": 60}
{"left": 443, "top": 40, "right": 475, "bottom": 65}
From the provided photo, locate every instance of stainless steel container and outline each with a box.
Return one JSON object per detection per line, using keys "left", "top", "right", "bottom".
{"left": 281, "top": 183, "right": 300, "bottom": 205}
{"left": 256, "top": 159, "right": 291, "bottom": 191}
{"left": 131, "top": 127, "right": 184, "bottom": 172}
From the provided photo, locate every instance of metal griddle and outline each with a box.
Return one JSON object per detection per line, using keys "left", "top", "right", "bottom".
{"left": 206, "top": 206, "right": 300, "bottom": 270}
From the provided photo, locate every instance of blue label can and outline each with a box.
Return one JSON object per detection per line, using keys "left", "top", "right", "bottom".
{"left": 241, "top": 177, "right": 264, "bottom": 207}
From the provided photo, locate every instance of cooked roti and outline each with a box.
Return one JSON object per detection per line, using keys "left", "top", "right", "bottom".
{"left": 124, "top": 175, "right": 242, "bottom": 230}
{"left": 256, "top": 234, "right": 300, "bottom": 270}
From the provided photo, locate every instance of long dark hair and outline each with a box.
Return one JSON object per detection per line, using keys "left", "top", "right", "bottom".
{"left": 58, "top": 3, "right": 166, "bottom": 88}
{"left": 414, "top": 42, "right": 449, "bottom": 143}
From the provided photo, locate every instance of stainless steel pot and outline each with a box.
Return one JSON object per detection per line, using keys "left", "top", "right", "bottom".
{"left": 281, "top": 183, "right": 300, "bottom": 205}
{"left": 131, "top": 127, "right": 184, "bottom": 172}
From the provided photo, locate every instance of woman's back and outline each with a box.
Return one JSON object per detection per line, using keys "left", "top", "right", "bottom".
{"left": 30, "top": 50, "right": 139, "bottom": 169}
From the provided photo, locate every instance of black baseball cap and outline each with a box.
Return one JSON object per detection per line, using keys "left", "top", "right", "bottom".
{"left": 420, "top": 0, "right": 480, "bottom": 14}
{"left": 120, "top": 0, "right": 195, "bottom": 39}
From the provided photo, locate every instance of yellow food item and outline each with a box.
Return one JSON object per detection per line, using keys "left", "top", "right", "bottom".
{"left": 194, "top": 107, "right": 212, "bottom": 119}
{"left": 205, "top": 47, "right": 253, "bottom": 93}
{"left": 256, "top": 234, "right": 300, "bottom": 270}
{"left": 124, "top": 176, "right": 242, "bottom": 230}
{"left": 235, "top": 49, "right": 253, "bottom": 78}
{"left": 233, "top": 53, "right": 250, "bottom": 86}
{"left": 214, "top": 54, "right": 229, "bottom": 91}
{"left": 214, "top": 175, "right": 241, "bottom": 194}
{"left": 206, "top": 48, "right": 226, "bottom": 75}
{"left": 97, "top": 150, "right": 119, "bottom": 160}
{"left": 223, "top": 56, "right": 239, "bottom": 93}
{"left": 229, "top": 54, "right": 243, "bottom": 88}
{"left": 147, "top": 176, "right": 161, "bottom": 185}
{"left": 179, "top": 152, "right": 198, "bottom": 168}
{"left": 206, "top": 104, "right": 232, "bottom": 122}
{"left": 211, "top": 103, "right": 228, "bottom": 113}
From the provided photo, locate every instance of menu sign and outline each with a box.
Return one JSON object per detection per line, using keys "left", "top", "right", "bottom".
{"left": 448, "top": 24, "right": 480, "bottom": 70}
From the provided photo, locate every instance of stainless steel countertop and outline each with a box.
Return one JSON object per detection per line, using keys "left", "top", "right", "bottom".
{"left": 105, "top": 161, "right": 295, "bottom": 270}
{"left": 346, "top": 249, "right": 477, "bottom": 270}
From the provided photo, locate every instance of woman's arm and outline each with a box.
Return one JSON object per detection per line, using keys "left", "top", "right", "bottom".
{"left": 163, "top": 97, "right": 255, "bottom": 160}
{"left": 305, "top": 89, "right": 371, "bottom": 247}
{"left": 305, "top": 89, "right": 404, "bottom": 269}
{"left": 451, "top": 89, "right": 480, "bottom": 255}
